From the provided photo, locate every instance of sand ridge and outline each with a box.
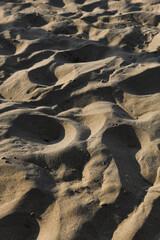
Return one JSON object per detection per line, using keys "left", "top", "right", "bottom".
{"left": 0, "top": 0, "right": 160, "bottom": 239}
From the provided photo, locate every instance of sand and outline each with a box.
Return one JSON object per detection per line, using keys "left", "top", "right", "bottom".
{"left": 0, "top": 0, "right": 160, "bottom": 239}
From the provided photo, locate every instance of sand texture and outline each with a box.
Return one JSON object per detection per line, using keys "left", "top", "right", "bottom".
{"left": 0, "top": 0, "right": 160, "bottom": 239}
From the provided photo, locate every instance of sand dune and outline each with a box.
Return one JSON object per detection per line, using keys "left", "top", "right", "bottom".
{"left": 0, "top": 0, "right": 160, "bottom": 239}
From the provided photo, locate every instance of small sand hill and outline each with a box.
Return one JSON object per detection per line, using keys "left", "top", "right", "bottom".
{"left": 0, "top": 0, "right": 160, "bottom": 239}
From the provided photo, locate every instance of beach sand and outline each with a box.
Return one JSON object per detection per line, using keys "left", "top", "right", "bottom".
{"left": 0, "top": 0, "right": 160, "bottom": 239}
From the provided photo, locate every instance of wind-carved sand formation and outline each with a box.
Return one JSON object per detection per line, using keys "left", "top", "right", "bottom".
{"left": 0, "top": 0, "right": 160, "bottom": 239}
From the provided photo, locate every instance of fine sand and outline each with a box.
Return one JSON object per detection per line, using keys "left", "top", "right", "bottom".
{"left": 0, "top": 0, "right": 160, "bottom": 239}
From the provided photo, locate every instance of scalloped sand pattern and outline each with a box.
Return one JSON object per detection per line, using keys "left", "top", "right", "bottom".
{"left": 0, "top": 0, "right": 160, "bottom": 239}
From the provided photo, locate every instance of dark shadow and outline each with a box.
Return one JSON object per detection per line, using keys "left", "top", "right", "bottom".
{"left": 74, "top": 188, "right": 143, "bottom": 240}
{"left": 0, "top": 186, "right": 55, "bottom": 240}
{"left": 80, "top": 0, "right": 108, "bottom": 12}
{"left": 133, "top": 196, "right": 160, "bottom": 240}
{"left": 16, "top": 188, "right": 54, "bottom": 217}
{"left": 117, "top": 65, "right": 160, "bottom": 95}
{"left": 54, "top": 43, "right": 109, "bottom": 63}
{"left": 17, "top": 2, "right": 32, "bottom": 10}
{"left": 55, "top": 85, "right": 115, "bottom": 111}
{"left": 0, "top": 212, "right": 39, "bottom": 240}
{"left": 102, "top": 124, "right": 150, "bottom": 192}
{"left": 28, "top": 64, "right": 58, "bottom": 86}
{"left": 0, "top": 34, "right": 16, "bottom": 55}
{"left": 74, "top": 0, "right": 86, "bottom": 4}
{"left": 81, "top": 15, "right": 98, "bottom": 24}
{"left": 49, "top": 0, "right": 65, "bottom": 7}
{"left": 15, "top": 13, "right": 47, "bottom": 28}
{"left": 52, "top": 23, "right": 78, "bottom": 35}
{"left": 112, "top": 104, "right": 134, "bottom": 120}
{"left": 6, "top": 114, "right": 65, "bottom": 144}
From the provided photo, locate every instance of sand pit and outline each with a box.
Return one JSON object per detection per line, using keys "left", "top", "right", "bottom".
{"left": 0, "top": 0, "right": 160, "bottom": 239}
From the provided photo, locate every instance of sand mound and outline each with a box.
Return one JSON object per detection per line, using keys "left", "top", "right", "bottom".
{"left": 0, "top": 0, "right": 160, "bottom": 239}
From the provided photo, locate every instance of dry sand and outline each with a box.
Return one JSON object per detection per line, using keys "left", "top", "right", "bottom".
{"left": 0, "top": 0, "right": 160, "bottom": 239}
